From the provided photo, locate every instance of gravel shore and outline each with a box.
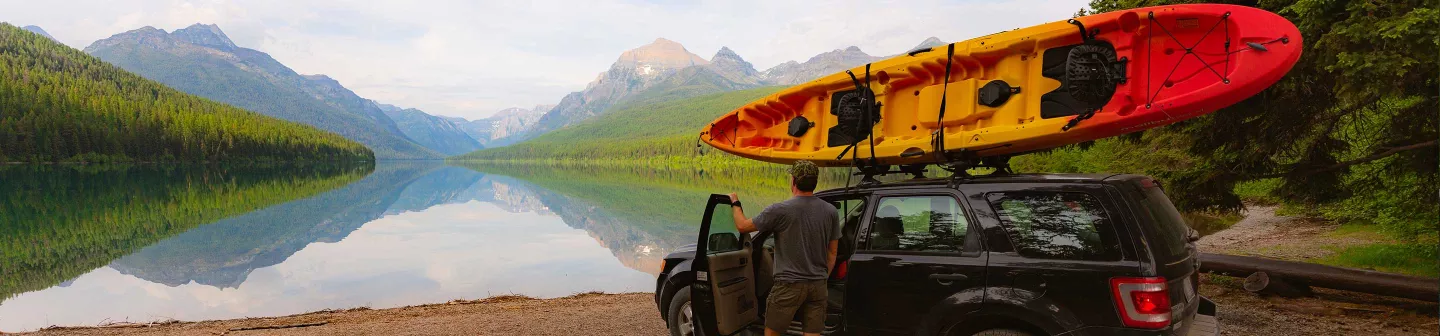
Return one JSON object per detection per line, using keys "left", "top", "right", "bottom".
{"left": 20, "top": 293, "right": 668, "bottom": 336}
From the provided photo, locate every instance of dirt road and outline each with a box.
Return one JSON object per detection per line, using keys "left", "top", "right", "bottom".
{"left": 1198, "top": 206, "right": 1437, "bottom": 336}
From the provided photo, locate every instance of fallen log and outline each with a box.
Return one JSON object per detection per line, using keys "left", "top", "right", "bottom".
{"left": 227, "top": 321, "right": 328, "bottom": 332}
{"left": 1199, "top": 253, "right": 1438, "bottom": 302}
{"left": 1243, "top": 271, "right": 1313, "bottom": 298}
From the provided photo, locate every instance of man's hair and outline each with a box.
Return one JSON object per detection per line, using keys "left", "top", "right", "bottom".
{"left": 789, "top": 160, "right": 819, "bottom": 192}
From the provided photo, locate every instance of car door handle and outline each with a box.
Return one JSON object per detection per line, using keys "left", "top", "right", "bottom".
{"left": 929, "top": 273, "right": 968, "bottom": 281}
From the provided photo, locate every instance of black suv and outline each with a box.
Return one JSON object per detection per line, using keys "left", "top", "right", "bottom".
{"left": 654, "top": 174, "right": 1219, "bottom": 336}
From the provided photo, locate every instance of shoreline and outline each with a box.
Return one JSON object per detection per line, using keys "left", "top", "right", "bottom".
{"left": 18, "top": 292, "right": 666, "bottom": 335}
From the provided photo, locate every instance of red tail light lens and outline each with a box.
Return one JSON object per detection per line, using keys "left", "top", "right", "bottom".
{"left": 1110, "top": 277, "right": 1171, "bottom": 329}
{"left": 834, "top": 261, "right": 849, "bottom": 280}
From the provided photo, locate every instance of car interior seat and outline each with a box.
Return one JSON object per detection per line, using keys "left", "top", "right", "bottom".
{"left": 872, "top": 205, "right": 903, "bottom": 250}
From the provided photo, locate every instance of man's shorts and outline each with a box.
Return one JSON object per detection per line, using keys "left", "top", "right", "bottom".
{"left": 764, "top": 279, "right": 827, "bottom": 333}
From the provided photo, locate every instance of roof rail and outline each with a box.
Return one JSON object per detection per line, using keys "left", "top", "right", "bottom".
{"left": 850, "top": 156, "right": 1014, "bottom": 187}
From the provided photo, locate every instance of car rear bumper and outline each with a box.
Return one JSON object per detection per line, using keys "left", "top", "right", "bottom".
{"left": 1058, "top": 296, "right": 1218, "bottom": 336}
{"left": 1185, "top": 297, "right": 1219, "bottom": 336}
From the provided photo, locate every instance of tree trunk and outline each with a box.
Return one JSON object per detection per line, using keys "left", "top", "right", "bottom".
{"left": 1200, "top": 253, "right": 1438, "bottom": 302}
{"left": 1243, "top": 271, "right": 1313, "bottom": 298}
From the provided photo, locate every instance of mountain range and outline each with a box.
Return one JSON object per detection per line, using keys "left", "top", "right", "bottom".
{"left": 83, "top": 24, "right": 442, "bottom": 159}
{"left": 444, "top": 105, "right": 553, "bottom": 148}
{"left": 67, "top": 21, "right": 939, "bottom": 158}
{"left": 376, "top": 103, "right": 484, "bottom": 156}
{"left": 477, "top": 36, "right": 945, "bottom": 148}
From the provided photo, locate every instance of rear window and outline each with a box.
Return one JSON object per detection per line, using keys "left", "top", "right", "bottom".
{"left": 987, "top": 192, "right": 1121, "bottom": 261}
{"left": 1138, "top": 183, "right": 1191, "bottom": 261}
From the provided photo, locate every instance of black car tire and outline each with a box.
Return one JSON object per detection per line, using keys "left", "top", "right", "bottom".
{"left": 668, "top": 287, "right": 701, "bottom": 336}
{"left": 971, "top": 329, "right": 1032, "bottom": 336}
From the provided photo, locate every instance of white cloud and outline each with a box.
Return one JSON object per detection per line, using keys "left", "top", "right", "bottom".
{"left": 0, "top": 0, "right": 1089, "bottom": 120}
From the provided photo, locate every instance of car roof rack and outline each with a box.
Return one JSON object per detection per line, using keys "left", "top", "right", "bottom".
{"left": 849, "top": 155, "right": 1014, "bottom": 187}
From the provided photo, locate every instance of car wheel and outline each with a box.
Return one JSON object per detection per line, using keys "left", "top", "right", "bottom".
{"left": 971, "top": 329, "right": 1032, "bottom": 336}
{"left": 668, "top": 288, "right": 700, "bottom": 336}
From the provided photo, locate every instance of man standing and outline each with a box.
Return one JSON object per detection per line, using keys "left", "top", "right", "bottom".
{"left": 729, "top": 160, "right": 839, "bottom": 336}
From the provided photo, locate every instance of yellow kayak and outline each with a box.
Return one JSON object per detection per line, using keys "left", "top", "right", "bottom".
{"left": 701, "top": 4, "right": 1302, "bottom": 167}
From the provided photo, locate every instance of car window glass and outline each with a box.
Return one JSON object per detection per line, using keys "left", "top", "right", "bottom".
{"left": 986, "top": 192, "right": 1120, "bottom": 261}
{"left": 707, "top": 202, "right": 741, "bottom": 254}
{"left": 828, "top": 197, "right": 868, "bottom": 253}
{"left": 865, "top": 196, "right": 967, "bottom": 252}
{"left": 1140, "top": 184, "right": 1191, "bottom": 261}
{"left": 835, "top": 198, "right": 867, "bottom": 231}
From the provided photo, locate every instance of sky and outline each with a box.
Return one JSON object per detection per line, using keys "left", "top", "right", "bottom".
{"left": 1, "top": 0, "right": 1089, "bottom": 120}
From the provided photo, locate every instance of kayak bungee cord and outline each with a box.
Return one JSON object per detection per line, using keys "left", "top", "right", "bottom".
{"left": 1144, "top": 11, "right": 1235, "bottom": 109}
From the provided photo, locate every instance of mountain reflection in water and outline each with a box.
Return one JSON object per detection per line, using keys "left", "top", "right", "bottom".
{"left": 0, "top": 162, "right": 805, "bottom": 331}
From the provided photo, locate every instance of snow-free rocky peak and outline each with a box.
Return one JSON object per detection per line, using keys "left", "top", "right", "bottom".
{"left": 614, "top": 38, "right": 709, "bottom": 75}
{"left": 707, "top": 46, "right": 759, "bottom": 83}
{"left": 171, "top": 23, "right": 238, "bottom": 50}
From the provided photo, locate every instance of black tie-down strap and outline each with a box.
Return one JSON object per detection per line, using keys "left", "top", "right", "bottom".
{"left": 930, "top": 43, "right": 956, "bottom": 163}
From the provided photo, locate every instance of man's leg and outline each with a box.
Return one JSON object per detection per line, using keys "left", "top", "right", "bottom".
{"left": 800, "top": 280, "right": 828, "bottom": 336}
{"left": 765, "top": 282, "right": 803, "bottom": 336}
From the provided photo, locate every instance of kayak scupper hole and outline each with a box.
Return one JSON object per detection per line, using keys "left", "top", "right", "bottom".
{"left": 913, "top": 90, "right": 920, "bottom": 96}
{"left": 877, "top": 71, "right": 891, "bottom": 85}
{"left": 911, "top": 125, "right": 917, "bottom": 130}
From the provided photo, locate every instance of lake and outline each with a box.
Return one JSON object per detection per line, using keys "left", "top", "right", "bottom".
{"left": 0, "top": 162, "right": 815, "bottom": 332}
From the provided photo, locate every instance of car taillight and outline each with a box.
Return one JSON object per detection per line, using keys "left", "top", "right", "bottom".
{"left": 1110, "top": 277, "right": 1171, "bottom": 329}
{"left": 834, "top": 261, "right": 848, "bottom": 280}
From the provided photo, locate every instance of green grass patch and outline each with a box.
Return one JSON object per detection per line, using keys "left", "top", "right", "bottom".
{"left": 1318, "top": 243, "right": 1439, "bottom": 278}
{"left": 1232, "top": 178, "right": 1282, "bottom": 205}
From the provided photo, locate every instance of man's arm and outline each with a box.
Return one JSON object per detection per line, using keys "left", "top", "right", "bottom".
{"left": 826, "top": 240, "right": 839, "bottom": 275}
{"left": 728, "top": 193, "right": 759, "bottom": 234}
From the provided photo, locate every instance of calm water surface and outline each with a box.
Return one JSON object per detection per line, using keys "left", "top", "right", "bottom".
{"left": 0, "top": 162, "right": 803, "bottom": 331}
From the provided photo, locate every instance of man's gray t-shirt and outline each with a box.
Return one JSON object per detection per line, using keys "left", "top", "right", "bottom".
{"left": 752, "top": 196, "right": 840, "bottom": 283}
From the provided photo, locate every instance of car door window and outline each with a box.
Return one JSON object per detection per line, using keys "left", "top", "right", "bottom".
{"left": 986, "top": 192, "right": 1120, "bottom": 261}
{"left": 707, "top": 202, "right": 742, "bottom": 254}
{"left": 864, "top": 195, "right": 967, "bottom": 252}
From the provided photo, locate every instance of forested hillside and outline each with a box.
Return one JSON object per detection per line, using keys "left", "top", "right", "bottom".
{"left": 0, "top": 24, "right": 373, "bottom": 163}
{"left": 453, "top": 87, "right": 780, "bottom": 165}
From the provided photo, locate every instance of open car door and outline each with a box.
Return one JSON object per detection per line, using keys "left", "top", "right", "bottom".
{"left": 692, "top": 194, "right": 760, "bottom": 335}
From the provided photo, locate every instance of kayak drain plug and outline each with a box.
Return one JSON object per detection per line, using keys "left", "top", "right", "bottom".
{"left": 979, "top": 80, "right": 1021, "bottom": 107}
{"left": 788, "top": 116, "right": 814, "bottom": 137}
